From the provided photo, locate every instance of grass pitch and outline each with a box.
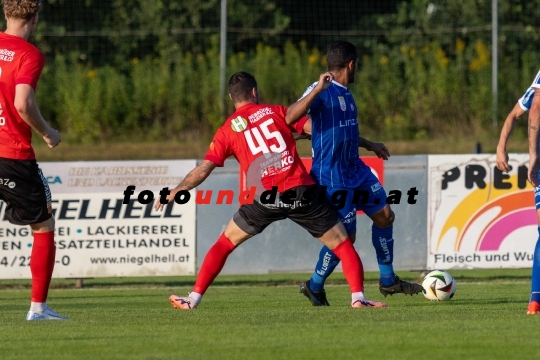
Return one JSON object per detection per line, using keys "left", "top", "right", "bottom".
{"left": 0, "top": 270, "right": 538, "bottom": 360}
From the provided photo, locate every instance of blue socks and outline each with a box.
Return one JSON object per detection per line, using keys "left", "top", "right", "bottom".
{"left": 530, "top": 227, "right": 540, "bottom": 303}
{"left": 309, "top": 225, "right": 397, "bottom": 292}
{"left": 310, "top": 245, "right": 340, "bottom": 293}
{"left": 372, "top": 225, "right": 396, "bottom": 286}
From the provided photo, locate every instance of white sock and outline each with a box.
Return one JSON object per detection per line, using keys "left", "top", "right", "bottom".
{"left": 30, "top": 302, "right": 46, "bottom": 313}
{"left": 189, "top": 292, "right": 202, "bottom": 305}
{"left": 351, "top": 292, "right": 366, "bottom": 303}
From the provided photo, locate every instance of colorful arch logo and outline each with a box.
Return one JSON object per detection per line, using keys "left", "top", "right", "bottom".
{"left": 437, "top": 175, "right": 536, "bottom": 252}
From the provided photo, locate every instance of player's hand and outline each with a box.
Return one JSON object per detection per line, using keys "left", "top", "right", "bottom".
{"left": 528, "top": 156, "right": 540, "bottom": 187}
{"left": 43, "top": 128, "right": 61, "bottom": 148}
{"left": 496, "top": 146, "right": 511, "bottom": 173}
{"left": 315, "top": 72, "right": 334, "bottom": 92}
{"left": 154, "top": 192, "right": 176, "bottom": 212}
{"left": 369, "top": 142, "right": 390, "bottom": 160}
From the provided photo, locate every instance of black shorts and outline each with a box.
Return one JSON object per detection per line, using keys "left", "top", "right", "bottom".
{"left": 233, "top": 185, "right": 339, "bottom": 238}
{"left": 0, "top": 157, "right": 52, "bottom": 225}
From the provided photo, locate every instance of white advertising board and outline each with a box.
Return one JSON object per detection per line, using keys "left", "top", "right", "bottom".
{"left": 0, "top": 160, "right": 196, "bottom": 279}
{"left": 428, "top": 154, "right": 536, "bottom": 269}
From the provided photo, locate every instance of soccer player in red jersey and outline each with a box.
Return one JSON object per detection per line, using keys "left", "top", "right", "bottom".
{"left": 155, "top": 72, "right": 387, "bottom": 309}
{"left": 0, "top": 0, "right": 65, "bottom": 320}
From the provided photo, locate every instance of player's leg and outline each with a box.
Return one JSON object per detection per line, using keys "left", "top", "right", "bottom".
{"left": 170, "top": 202, "right": 277, "bottom": 310}
{"left": 28, "top": 216, "right": 66, "bottom": 320}
{"left": 528, "top": 230, "right": 540, "bottom": 314}
{"left": 303, "top": 187, "right": 354, "bottom": 305}
{"left": 0, "top": 159, "right": 66, "bottom": 320}
{"left": 288, "top": 187, "right": 386, "bottom": 308}
{"left": 315, "top": 223, "right": 386, "bottom": 308}
{"left": 527, "top": 185, "right": 540, "bottom": 314}
{"left": 369, "top": 204, "right": 423, "bottom": 296}
{"left": 369, "top": 205, "right": 396, "bottom": 285}
{"left": 354, "top": 173, "right": 397, "bottom": 286}
{"left": 170, "top": 218, "right": 252, "bottom": 309}
{"left": 359, "top": 173, "right": 423, "bottom": 296}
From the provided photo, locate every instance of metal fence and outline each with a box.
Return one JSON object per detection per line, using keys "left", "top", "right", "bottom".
{"left": 3, "top": 1, "right": 539, "bottom": 142}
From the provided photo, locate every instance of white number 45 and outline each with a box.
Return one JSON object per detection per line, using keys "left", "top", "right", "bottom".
{"left": 244, "top": 118, "right": 286, "bottom": 155}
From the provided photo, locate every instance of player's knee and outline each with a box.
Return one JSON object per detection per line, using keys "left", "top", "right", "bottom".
{"left": 46, "top": 216, "right": 55, "bottom": 230}
{"left": 319, "top": 222, "right": 348, "bottom": 249}
{"left": 30, "top": 216, "right": 55, "bottom": 233}
{"left": 373, "top": 207, "right": 394, "bottom": 228}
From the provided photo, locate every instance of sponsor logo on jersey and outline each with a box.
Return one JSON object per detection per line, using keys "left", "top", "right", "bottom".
{"left": 338, "top": 96, "right": 346, "bottom": 111}
{"left": 0, "top": 49, "right": 15, "bottom": 62}
{"left": 209, "top": 140, "right": 215, "bottom": 151}
{"left": 371, "top": 182, "right": 383, "bottom": 193}
{"left": 0, "top": 179, "right": 15, "bottom": 188}
{"left": 248, "top": 107, "right": 275, "bottom": 123}
{"left": 231, "top": 116, "right": 248, "bottom": 132}
{"left": 343, "top": 210, "right": 356, "bottom": 219}
{"left": 350, "top": 103, "right": 354, "bottom": 112}
{"left": 339, "top": 119, "right": 358, "bottom": 127}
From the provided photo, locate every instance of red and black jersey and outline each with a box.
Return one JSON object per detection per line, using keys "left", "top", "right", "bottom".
{"left": 0, "top": 32, "right": 46, "bottom": 160}
{"left": 204, "top": 103, "right": 314, "bottom": 192}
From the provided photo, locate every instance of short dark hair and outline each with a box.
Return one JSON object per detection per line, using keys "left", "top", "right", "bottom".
{"left": 326, "top": 41, "right": 358, "bottom": 71}
{"left": 228, "top": 72, "right": 257, "bottom": 103}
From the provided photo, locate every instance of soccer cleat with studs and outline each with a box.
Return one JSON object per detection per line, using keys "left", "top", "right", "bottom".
{"left": 169, "top": 294, "right": 198, "bottom": 310}
{"left": 299, "top": 280, "right": 330, "bottom": 306}
{"left": 351, "top": 299, "right": 388, "bottom": 308}
{"left": 527, "top": 301, "right": 540, "bottom": 315}
{"left": 379, "top": 275, "right": 424, "bottom": 297}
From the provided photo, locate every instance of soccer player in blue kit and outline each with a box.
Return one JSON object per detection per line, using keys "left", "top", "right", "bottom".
{"left": 286, "top": 40, "right": 423, "bottom": 306}
{"left": 496, "top": 79, "right": 536, "bottom": 173}
{"left": 496, "top": 70, "right": 540, "bottom": 314}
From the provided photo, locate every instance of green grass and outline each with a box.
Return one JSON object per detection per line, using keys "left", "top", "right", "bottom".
{"left": 0, "top": 270, "right": 537, "bottom": 360}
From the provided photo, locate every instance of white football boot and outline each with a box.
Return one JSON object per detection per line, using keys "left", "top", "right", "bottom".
{"left": 26, "top": 305, "right": 68, "bottom": 320}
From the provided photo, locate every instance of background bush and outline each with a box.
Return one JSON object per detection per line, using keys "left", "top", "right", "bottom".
{"left": 6, "top": 0, "right": 540, "bottom": 142}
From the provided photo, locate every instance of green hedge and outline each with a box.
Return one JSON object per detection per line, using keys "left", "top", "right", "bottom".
{"left": 35, "top": 39, "right": 538, "bottom": 143}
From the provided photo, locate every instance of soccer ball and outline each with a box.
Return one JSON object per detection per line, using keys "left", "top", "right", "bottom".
{"left": 421, "top": 270, "right": 456, "bottom": 301}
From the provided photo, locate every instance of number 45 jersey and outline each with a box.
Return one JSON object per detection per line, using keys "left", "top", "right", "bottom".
{"left": 204, "top": 103, "right": 314, "bottom": 192}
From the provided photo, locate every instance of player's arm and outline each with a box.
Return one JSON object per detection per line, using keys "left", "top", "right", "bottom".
{"left": 496, "top": 103, "right": 527, "bottom": 172}
{"left": 528, "top": 88, "right": 540, "bottom": 186}
{"left": 285, "top": 72, "right": 334, "bottom": 124}
{"left": 293, "top": 117, "right": 313, "bottom": 140}
{"left": 154, "top": 160, "right": 217, "bottom": 211}
{"left": 14, "top": 84, "right": 60, "bottom": 148}
{"left": 359, "top": 137, "right": 390, "bottom": 160}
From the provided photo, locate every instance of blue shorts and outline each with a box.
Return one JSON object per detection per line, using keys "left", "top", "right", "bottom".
{"left": 326, "top": 170, "right": 387, "bottom": 234}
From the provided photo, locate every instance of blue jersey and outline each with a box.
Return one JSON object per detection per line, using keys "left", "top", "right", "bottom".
{"left": 518, "top": 70, "right": 540, "bottom": 110}
{"left": 519, "top": 87, "right": 535, "bottom": 111}
{"left": 302, "top": 81, "right": 370, "bottom": 188}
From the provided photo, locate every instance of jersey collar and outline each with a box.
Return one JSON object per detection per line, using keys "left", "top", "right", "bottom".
{"left": 331, "top": 80, "right": 348, "bottom": 90}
